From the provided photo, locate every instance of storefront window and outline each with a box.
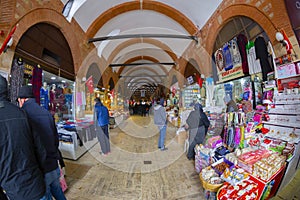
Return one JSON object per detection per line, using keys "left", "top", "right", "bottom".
{"left": 41, "top": 71, "right": 75, "bottom": 122}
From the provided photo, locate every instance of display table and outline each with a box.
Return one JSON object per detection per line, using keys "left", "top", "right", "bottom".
{"left": 58, "top": 121, "right": 98, "bottom": 160}
{"left": 217, "top": 164, "right": 286, "bottom": 200}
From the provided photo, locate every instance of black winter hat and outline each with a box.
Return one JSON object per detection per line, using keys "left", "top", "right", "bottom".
{"left": 18, "top": 85, "right": 35, "bottom": 98}
{"left": 0, "top": 75, "right": 8, "bottom": 96}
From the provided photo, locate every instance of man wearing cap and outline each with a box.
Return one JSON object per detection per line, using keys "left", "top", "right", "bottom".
{"left": 0, "top": 75, "right": 47, "bottom": 200}
{"left": 17, "top": 85, "right": 66, "bottom": 200}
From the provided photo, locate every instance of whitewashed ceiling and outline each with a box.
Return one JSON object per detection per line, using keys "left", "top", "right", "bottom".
{"left": 61, "top": 0, "right": 222, "bottom": 92}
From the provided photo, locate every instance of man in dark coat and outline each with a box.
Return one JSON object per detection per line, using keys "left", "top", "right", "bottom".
{"left": 0, "top": 75, "right": 47, "bottom": 200}
{"left": 17, "top": 85, "right": 66, "bottom": 200}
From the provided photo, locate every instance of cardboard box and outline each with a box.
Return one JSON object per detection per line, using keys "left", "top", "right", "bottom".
{"left": 277, "top": 63, "right": 297, "bottom": 78}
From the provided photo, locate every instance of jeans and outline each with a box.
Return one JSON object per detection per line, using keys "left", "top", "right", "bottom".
{"left": 157, "top": 125, "right": 167, "bottom": 149}
{"left": 96, "top": 125, "right": 110, "bottom": 154}
{"left": 44, "top": 167, "right": 66, "bottom": 200}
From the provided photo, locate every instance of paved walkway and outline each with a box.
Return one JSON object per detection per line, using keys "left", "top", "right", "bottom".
{"left": 64, "top": 115, "right": 205, "bottom": 200}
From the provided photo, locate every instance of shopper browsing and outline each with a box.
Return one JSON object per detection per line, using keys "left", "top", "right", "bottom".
{"left": 94, "top": 97, "right": 111, "bottom": 155}
{"left": 154, "top": 98, "right": 168, "bottom": 151}
{"left": 17, "top": 85, "right": 67, "bottom": 200}
{"left": 185, "top": 103, "right": 210, "bottom": 160}
{"left": 0, "top": 75, "right": 47, "bottom": 200}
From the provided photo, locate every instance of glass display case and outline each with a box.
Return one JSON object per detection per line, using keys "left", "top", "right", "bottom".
{"left": 182, "top": 83, "right": 201, "bottom": 108}
{"left": 213, "top": 76, "right": 263, "bottom": 110}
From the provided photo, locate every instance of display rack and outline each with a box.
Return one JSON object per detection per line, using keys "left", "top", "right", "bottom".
{"left": 182, "top": 84, "right": 200, "bottom": 108}
{"left": 58, "top": 122, "right": 98, "bottom": 160}
{"left": 262, "top": 93, "right": 300, "bottom": 192}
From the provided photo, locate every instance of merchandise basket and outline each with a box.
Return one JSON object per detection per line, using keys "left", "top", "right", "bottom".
{"left": 199, "top": 167, "right": 224, "bottom": 193}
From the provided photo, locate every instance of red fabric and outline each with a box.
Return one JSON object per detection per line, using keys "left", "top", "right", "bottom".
{"left": 195, "top": 74, "right": 203, "bottom": 88}
{"left": 86, "top": 76, "right": 94, "bottom": 93}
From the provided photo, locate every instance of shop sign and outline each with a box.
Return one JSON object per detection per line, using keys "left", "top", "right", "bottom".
{"left": 24, "top": 64, "right": 34, "bottom": 75}
{"left": 218, "top": 66, "right": 244, "bottom": 82}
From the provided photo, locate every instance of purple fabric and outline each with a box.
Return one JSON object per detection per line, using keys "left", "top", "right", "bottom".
{"left": 237, "top": 34, "right": 249, "bottom": 74}
{"left": 31, "top": 66, "right": 42, "bottom": 104}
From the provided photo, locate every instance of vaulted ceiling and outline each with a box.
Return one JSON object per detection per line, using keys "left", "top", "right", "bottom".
{"left": 61, "top": 0, "right": 222, "bottom": 98}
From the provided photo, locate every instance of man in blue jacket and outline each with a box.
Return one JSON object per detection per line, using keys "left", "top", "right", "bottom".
{"left": 17, "top": 85, "right": 66, "bottom": 200}
{"left": 0, "top": 75, "right": 47, "bottom": 200}
{"left": 94, "top": 97, "right": 110, "bottom": 155}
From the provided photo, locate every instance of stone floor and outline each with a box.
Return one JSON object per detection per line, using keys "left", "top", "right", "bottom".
{"left": 63, "top": 115, "right": 205, "bottom": 200}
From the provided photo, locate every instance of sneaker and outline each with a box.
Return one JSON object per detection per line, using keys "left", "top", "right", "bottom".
{"left": 160, "top": 147, "right": 168, "bottom": 151}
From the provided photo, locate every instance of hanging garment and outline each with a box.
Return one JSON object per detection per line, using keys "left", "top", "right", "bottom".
{"left": 40, "top": 87, "right": 49, "bottom": 110}
{"left": 239, "top": 126, "right": 245, "bottom": 149}
{"left": 31, "top": 65, "right": 42, "bottom": 104}
{"left": 237, "top": 34, "right": 249, "bottom": 74}
{"left": 229, "top": 37, "right": 242, "bottom": 68}
{"left": 9, "top": 58, "right": 25, "bottom": 104}
{"left": 227, "top": 126, "right": 235, "bottom": 148}
{"left": 223, "top": 42, "right": 233, "bottom": 71}
{"left": 234, "top": 126, "right": 241, "bottom": 148}
{"left": 246, "top": 41, "right": 261, "bottom": 75}
{"left": 255, "top": 36, "right": 273, "bottom": 81}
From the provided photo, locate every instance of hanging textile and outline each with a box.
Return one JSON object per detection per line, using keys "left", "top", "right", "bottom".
{"left": 223, "top": 42, "right": 233, "bottom": 71}
{"left": 237, "top": 34, "right": 249, "bottom": 74}
{"left": 254, "top": 36, "right": 273, "bottom": 81}
{"left": 9, "top": 58, "right": 24, "bottom": 104}
{"left": 31, "top": 65, "right": 42, "bottom": 104}
{"left": 229, "top": 37, "right": 242, "bottom": 68}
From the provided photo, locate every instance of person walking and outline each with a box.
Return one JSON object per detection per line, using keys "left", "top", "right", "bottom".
{"left": 94, "top": 97, "right": 111, "bottom": 155}
{"left": 0, "top": 75, "right": 47, "bottom": 200}
{"left": 185, "top": 103, "right": 210, "bottom": 160}
{"left": 154, "top": 98, "right": 168, "bottom": 151}
{"left": 17, "top": 85, "right": 66, "bottom": 200}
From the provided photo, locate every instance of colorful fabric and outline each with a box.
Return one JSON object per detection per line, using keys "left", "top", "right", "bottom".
{"left": 237, "top": 34, "right": 249, "bottom": 74}
{"left": 223, "top": 42, "right": 233, "bottom": 71}
{"left": 40, "top": 87, "right": 49, "bottom": 110}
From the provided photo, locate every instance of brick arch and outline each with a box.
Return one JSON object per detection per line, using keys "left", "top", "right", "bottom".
{"left": 86, "top": 1, "right": 197, "bottom": 38}
{"left": 204, "top": 4, "right": 279, "bottom": 57}
{"left": 12, "top": 8, "right": 82, "bottom": 74}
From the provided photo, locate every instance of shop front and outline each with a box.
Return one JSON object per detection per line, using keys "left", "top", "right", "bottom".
{"left": 189, "top": 15, "right": 300, "bottom": 200}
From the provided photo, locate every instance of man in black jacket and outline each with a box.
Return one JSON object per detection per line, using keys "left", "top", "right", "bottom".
{"left": 17, "top": 85, "right": 66, "bottom": 200}
{"left": 0, "top": 75, "right": 47, "bottom": 200}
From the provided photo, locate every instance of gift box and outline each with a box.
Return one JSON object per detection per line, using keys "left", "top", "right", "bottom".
{"left": 277, "top": 63, "right": 297, "bottom": 78}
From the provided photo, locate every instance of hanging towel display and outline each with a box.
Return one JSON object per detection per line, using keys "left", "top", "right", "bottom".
{"left": 229, "top": 37, "right": 242, "bottom": 68}
{"left": 223, "top": 42, "right": 233, "bottom": 71}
